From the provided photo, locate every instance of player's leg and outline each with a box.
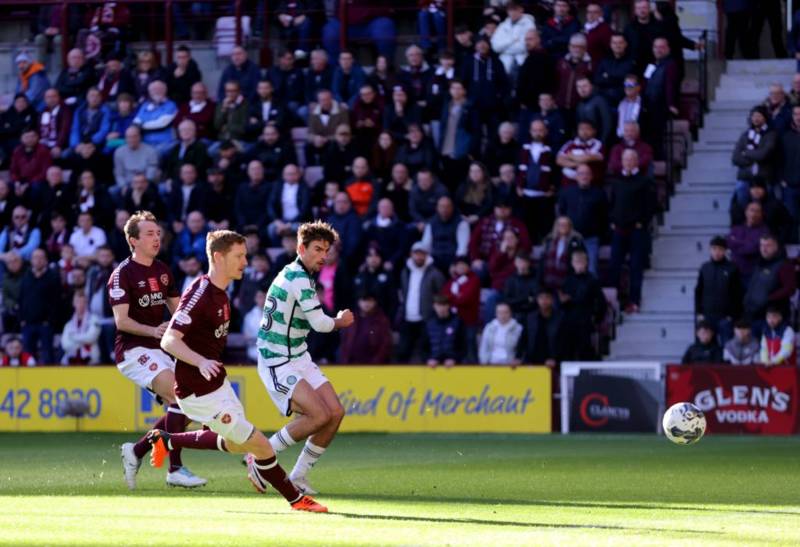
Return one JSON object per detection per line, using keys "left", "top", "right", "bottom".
{"left": 272, "top": 380, "right": 331, "bottom": 450}
{"left": 289, "top": 381, "right": 344, "bottom": 492}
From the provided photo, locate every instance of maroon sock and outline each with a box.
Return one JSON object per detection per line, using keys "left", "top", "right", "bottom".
{"left": 254, "top": 456, "right": 302, "bottom": 503}
{"left": 166, "top": 405, "right": 190, "bottom": 472}
{"left": 167, "top": 430, "right": 227, "bottom": 451}
{"left": 132, "top": 414, "right": 168, "bottom": 459}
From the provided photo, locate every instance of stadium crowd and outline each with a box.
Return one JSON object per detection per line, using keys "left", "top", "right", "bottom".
{"left": 0, "top": 0, "right": 702, "bottom": 366}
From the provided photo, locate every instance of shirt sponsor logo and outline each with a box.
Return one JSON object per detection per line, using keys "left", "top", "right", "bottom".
{"left": 214, "top": 320, "right": 230, "bottom": 339}
{"left": 138, "top": 281, "right": 146, "bottom": 288}
{"left": 139, "top": 294, "right": 150, "bottom": 307}
{"left": 109, "top": 288, "right": 125, "bottom": 299}
{"left": 148, "top": 277, "right": 160, "bottom": 292}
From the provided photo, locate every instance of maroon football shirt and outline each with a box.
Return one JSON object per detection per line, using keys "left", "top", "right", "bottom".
{"left": 107, "top": 257, "right": 180, "bottom": 363}
{"left": 168, "top": 275, "right": 231, "bottom": 398}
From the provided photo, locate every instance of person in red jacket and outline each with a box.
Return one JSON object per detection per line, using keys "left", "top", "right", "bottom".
{"left": 584, "top": 3, "right": 613, "bottom": 66}
{"left": 468, "top": 199, "right": 531, "bottom": 275}
{"left": 10, "top": 128, "right": 51, "bottom": 186}
{"left": 442, "top": 256, "right": 480, "bottom": 362}
{"left": 339, "top": 291, "right": 393, "bottom": 364}
{"left": 38, "top": 88, "right": 72, "bottom": 161}
{"left": 1, "top": 337, "right": 37, "bottom": 367}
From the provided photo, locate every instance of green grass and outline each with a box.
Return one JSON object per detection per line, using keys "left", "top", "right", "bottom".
{"left": 1, "top": 433, "right": 799, "bottom": 546}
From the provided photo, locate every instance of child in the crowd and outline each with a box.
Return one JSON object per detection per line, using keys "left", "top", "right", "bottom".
{"left": 760, "top": 307, "right": 796, "bottom": 366}
{"left": 1, "top": 336, "right": 36, "bottom": 367}
{"left": 681, "top": 321, "right": 722, "bottom": 364}
{"left": 723, "top": 319, "right": 760, "bottom": 365}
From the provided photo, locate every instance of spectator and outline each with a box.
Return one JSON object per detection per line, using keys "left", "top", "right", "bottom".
{"left": 38, "top": 88, "right": 72, "bottom": 161}
{"left": 478, "top": 301, "right": 522, "bottom": 365}
{"left": 556, "top": 121, "right": 605, "bottom": 186}
{"left": 176, "top": 255, "right": 203, "bottom": 294}
{"left": 132, "top": 80, "right": 177, "bottom": 152}
{"left": 742, "top": 233, "right": 796, "bottom": 325}
{"left": 322, "top": 124, "right": 358, "bottom": 182}
{"left": 518, "top": 289, "right": 565, "bottom": 367}
{"left": 529, "top": 92, "right": 567, "bottom": 152}
{"left": 557, "top": 164, "right": 608, "bottom": 275}
{"left": 0, "top": 206, "right": 41, "bottom": 263}
{"left": 214, "top": 140, "right": 246, "bottom": 184}
{"left": 516, "top": 30, "right": 555, "bottom": 119}
{"left": 10, "top": 128, "right": 50, "bottom": 186}
{"left": 332, "top": 50, "right": 366, "bottom": 106}
{"left": 303, "top": 49, "right": 334, "bottom": 108}
{"left": 96, "top": 52, "right": 135, "bottom": 104}
{"left": 426, "top": 50, "right": 456, "bottom": 121}
{"left": 247, "top": 124, "right": 297, "bottom": 183}
{"left": 270, "top": 50, "right": 308, "bottom": 114}
{"left": 307, "top": 90, "right": 350, "bottom": 163}
{"left": 491, "top": 1, "right": 536, "bottom": 76}
{"left": 339, "top": 291, "right": 393, "bottom": 364}
{"left": 172, "top": 210, "right": 208, "bottom": 267}
{"left": 425, "top": 294, "right": 464, "bottom": 367}
{"left": 417, "top": 1, "right": 447, "bottom": 54}
{"left": 560, "top": 249, "right": 607, "bottom": 360}
{"left": 327, "top": 192, "right": 363, "bottom": 269}
{"left": 763, "top": 83, "right": 792, "bottom": 134}
{"left": 384, "top": 85, "right": 423, "bottom": 142}
{"left": 72, "top": 170, "right": 113, "bottom": 229}
{"left": 1, "top": 252, "right": 25, "bottom": 332}
{"left": 130, "top": 50, "right": 165, "bottom": 100}
{"left": 60, "top": 291, "right": 101, "bottom": 364}
{"left": 421, "top": 196, "right": 470, "bottom": 272}
{"left": 0, "top": 180, "right": 17, "bottom": 230}
{"left": 175, "top": 82, "right": 216, "bottom": 141}
{"left": 654, "top": 1, "right": 700, "bottom": 83}
{"left": 780, "top": 105, "right": 800, "bottom": 227}
{"left": 437, "top": 79, "right": 477, "bottom": 191}
{"left": 486, "top": 122, "right": 520, "bottom": 176}
{"left": 723, "top": 320, "right": 760, "bottom": 365}
{"left": 643, "top": 37, "right": 679, "bottom": 158}
{"left": 541, "top": 0, "right": 580, "bottom": 59}
{"left": 730, "top": 179, "right": 793, "bottom": 244}
{"left": 682, "top": 321, "right": 723, "bottom": 364}
{"left": 503, "top": 252, "right": 538, "bottom": 322}
{"left": 122, "top": 173, "right": 166, "bottom": 219}
{"left": 732, "top": 105, "right": 777, "bottom": 209}
{"left": 14, "top": 50, "right": 49, "bottom": 110}
{"left": 2, "top": 337, "right": 37, "bottom": 367}
{"left": 36, "top": 167, "right": 73, "bottom": 231}
{"left": 609, "top": 149, "right": 655, "bottom": 313}
{"left": 596, "top": 34, "right": 635, "bottom": 109}
{"left": 455, "top": 162, "right": 494, "bottom": 225}
{"left": 317, "top": 242, "right": 351, "bottom": 311}
{"left": 214, "top": 80, "right": 249, "bottom": 146}
{"left": 624, "top": 0, "right": 663, "bottom": 74}
{"left": 344, "top": 157, "right": 378, "bottom": 217}
{"left": 233, "top": 160, "right": 270, "bottom": 233}
{"left": 167, "top": 163, "right": 207, "bottom": 230}
{"left": 760, "top": 306, "right": 796, "bottom": 366}
{"left": 395, "top": 123, "right": 437, "bottom": 177}
{"left": 217, "top": 46, "right": 261, "bottom": 102}
{"left": 488, "top": 226, "right": 523, "bottom": 302}
{"left": 468, "top": 199, "right": 531, "bottom": 272}
{"left": 398, "top": 242, "right": 445, "bottom": 362}
{"left": 68, "top": 87, "right": 111, "bottom": 170}
{"left": 723, "top": 0, "right": 752, "bottom": 60}
{"left": 0, "top": 94, "right": 37, "bottom": 165}
{"left": 162, "top": 119, "right": 211, "bottom": 185}
{"left": 441, "top": 255, "right": 479, "bottom": 357}
{"left": 69, "top": 211, "right": 107, "bottom": 262}
{"left": 321, "top": 2, "right": 396, "bottom": 60}
{"left": 162, "top": 45, "right": 201, "bottom": 105}
{"left": 364, "top": 198, "right": 407, "bottom": 272}
{"left": 695, "top": 236, "right": 743, "bottom": 345}
{"left": 538, "top": 216, "right": 584, "bottom": 292}
{"left": 584, "top": 3, "right": 613, "bottom": 66}
{"left": 576, "top": 77, "right": 612, "bottom": 145}
{"left": 461, "top": 37, "right": 509, "bottom": 141}
{"left": 383, "top": 163, "right": 413, "bottom": 222}
{"left": 267, "top": 164, "right": 312, "bottom": 242}
{"left": 353, "top": 246, "right": 397, "bottom": 317}
{"left": 728, "top": 202, "right": 769, "bottom": 282}
{"left": 84, "top": 244, "right": 115, "bottom": 361}
{"left": 615, "top": 74, "right": 648, "bottom": 141}
{"left": 351, "top": 84, "right": 383, "bottom": 154}
{"left": 113, "top": 125, "right": 159, "bottom": 191}
{"left": 554, "top": 33, "right": 592, "bottom": 111}
{"left": 247, "top": 79, "right": 290, "bottom": 139}
{"left": 19, "top": 248, "right": 59, "bottom": 363}
{"left": 238, "top": 253, "right": 273, "bottom": 318}
{"left": 242, "top": 288, "right": 266, "bottom": 363}
{"left": 107, "top": 209, "right": 130, "bottom": 262}
{"left": 749, "top": 0, "right": 787, "bottom": 61}
{"left": 409, "top": 168, "right": 448, "bottom": 227}
{"left": 371, "top": 129, "right": 397, "bottom": 184}
{"left": 55, "top": 48, "right": 95, "bottom": 107}
{"left": 104, "top": 93, "right": 137, "bottom": 153}
{"left": 608, "top": 121, "right": 654, "bottom": 176}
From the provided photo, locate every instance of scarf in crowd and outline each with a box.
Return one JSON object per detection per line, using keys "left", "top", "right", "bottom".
{"left": 19, "top": 61, "right": 45, "bottom": 91}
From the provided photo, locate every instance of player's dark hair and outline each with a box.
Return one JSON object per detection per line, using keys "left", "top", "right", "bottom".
{"left": 297, "top": 220, "right": 339, "bottom": 249}
{"left": 124, "top": 210, "right": 158, "bottom": 251}
{"left": 206, "top": 230, "right": 247, "bottom": 263}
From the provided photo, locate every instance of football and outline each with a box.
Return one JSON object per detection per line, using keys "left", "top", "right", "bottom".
{"left": 662, "top": 402, "right": 707, "bottom": 445}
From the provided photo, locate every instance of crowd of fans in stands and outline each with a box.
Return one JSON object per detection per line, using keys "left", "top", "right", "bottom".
{"left": 0, "top": 0, "right": 702, "bottom": 366}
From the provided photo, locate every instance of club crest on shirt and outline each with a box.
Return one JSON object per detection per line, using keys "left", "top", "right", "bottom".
{"left": 287, "top": 375, "right": 297, "bottom": 385}
{"left": 160, "top": 273, "right": 169, "bottom": 286}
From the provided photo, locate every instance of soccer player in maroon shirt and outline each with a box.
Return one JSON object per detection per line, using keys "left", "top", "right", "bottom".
{"left": 110, "top": 210, "right": 206, "bottom": 489}
{"left": 148, "top": 230, "right": 327, "bottom": 512}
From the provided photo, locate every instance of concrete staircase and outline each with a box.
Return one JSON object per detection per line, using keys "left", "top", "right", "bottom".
{"left": 609, "top": 59, "right": 797, "bottom": 363}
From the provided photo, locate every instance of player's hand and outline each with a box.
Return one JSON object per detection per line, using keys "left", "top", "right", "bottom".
{"left": 153, "top": 322, "right": 169, "bottom": 339}
{"left": 198, "top": 359, "right": 222, "bottom": 380}
{"left": 336, "top": 309, "right": 355, "bottom": 328}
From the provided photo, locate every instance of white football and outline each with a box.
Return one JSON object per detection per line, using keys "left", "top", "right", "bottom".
{"left": 662, "top": 402, "right": 706, "bottom": 445}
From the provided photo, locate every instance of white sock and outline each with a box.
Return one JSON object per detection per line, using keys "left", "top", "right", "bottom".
{"left": 290, "top": 440, "right": 326, "bottom": 479}
{"left": 269, "top": 426, "right": 297, "bottom": 453}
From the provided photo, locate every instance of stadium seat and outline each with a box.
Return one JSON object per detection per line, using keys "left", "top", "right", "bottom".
{"left": 213, "top": 16, "right": 252, "bottom": 58}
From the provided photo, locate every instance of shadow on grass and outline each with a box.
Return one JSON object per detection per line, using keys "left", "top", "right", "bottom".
{"left": 226, "top": 509, "right": 722, "bottom": 535}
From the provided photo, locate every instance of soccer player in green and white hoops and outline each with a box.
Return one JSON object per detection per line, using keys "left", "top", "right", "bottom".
{"left": 256, "top": 221, "right": 354, "bottom": 494}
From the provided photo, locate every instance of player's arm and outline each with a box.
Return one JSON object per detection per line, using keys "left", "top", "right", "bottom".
{"left": 161, "top": 328, "right": 221, "bottom": 380}
{"left": 112, "top": 304, "right": 164, "bottom": 339}
{"left": 166, "top": 296, "right": 180, "bottom": 315}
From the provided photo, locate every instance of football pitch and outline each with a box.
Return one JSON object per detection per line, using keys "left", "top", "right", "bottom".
{"left": 1, "top": 433, "right": 799, "bottom": 546}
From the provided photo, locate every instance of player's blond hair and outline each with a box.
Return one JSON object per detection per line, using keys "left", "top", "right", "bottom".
{"left": 124, "top": 210, "right": 158, "bottom": 251}
{"left": 297, "top": 221, "right": 339, "bottom": 249}
{"left": 206, "top": 230, "right": 246, "bottom": 263}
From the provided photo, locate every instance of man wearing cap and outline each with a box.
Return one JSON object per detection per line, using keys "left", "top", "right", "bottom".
{"left": 398, "top": 242, "right": 445, "bottom": 363}
{"left": 14, "top": 51, "right": 50, "bottom": 111}
{"left": 695, "top": 236, "right": 743, "bottom": 345}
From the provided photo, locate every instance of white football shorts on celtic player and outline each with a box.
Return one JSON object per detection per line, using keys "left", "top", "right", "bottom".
{"left": 257, "top": 353, "right": 330, "bottom": 417}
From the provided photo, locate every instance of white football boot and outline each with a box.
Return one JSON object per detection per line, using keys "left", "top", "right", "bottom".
{"left": 120, "top": 442, "right": 142, "bottom": 490}
{"left": 166, "top": 467, "right": 207, "bottom": 488}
